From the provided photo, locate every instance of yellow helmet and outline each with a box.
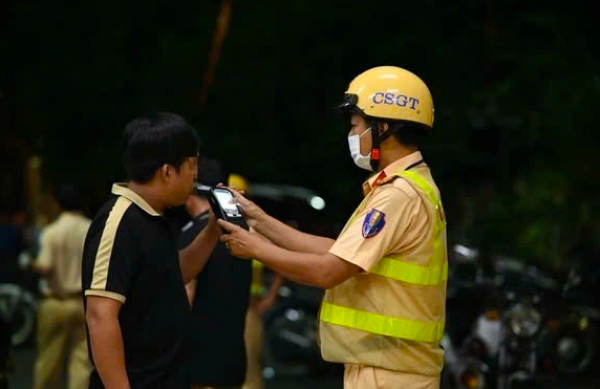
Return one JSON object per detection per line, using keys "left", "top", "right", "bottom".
{"left": 337, "top": 66, "right": 434, "bottom": 129}
{"left": 228, "top": 173, "right": 249, "bottom": 192}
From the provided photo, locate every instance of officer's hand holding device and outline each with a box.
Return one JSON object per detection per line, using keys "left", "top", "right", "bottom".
{"left": 195, "top": 183, "right": 249, "bottom": 231}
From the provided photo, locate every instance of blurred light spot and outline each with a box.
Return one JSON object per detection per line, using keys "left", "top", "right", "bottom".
{"left": 310, "top": 196, "right": 326, "bottom": 210}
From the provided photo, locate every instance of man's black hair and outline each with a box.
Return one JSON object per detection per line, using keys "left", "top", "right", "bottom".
{"left": 54, "top": 183, "right": 83, "bottom": 211}
{"left": 122, "top": 112, "right": 201, "bottom": 184}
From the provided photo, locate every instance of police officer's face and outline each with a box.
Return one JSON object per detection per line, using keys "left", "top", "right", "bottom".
{"left": 348, "top": 114, "right": 372, "bottom": 157}
{"left": 166, "top": 156, "right": 198, "bottom": 206}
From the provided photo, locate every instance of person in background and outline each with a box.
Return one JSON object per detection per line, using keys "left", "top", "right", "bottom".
{"left": 32, "top": 183, "right": 91, "bottom": 389}
{"left": 228, "top": 174, "right": 283, "bottom": 389}
{"left": 178, "top": 159, "right": 252, "bottom": 389}
{"left": 243, "top": 259, "right": 282, "bottom": 389}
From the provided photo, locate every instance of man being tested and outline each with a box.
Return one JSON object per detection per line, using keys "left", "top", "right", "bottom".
{"left": 82, "top": 112, "right": 221, "bottom": 389}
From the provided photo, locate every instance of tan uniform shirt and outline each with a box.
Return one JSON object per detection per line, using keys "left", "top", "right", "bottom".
{"left": 330, "top": 152, "right": 430, "bottom": 271}
{"left": 324, "top": 151, "right": 446, "bottom": 375}
{"left": 36, "top": 212, "right": 91, "bottom": 297}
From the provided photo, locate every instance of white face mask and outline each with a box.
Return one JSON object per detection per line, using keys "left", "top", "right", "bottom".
{"left": 347, "top": 127, "right": 373, "bottom": 171}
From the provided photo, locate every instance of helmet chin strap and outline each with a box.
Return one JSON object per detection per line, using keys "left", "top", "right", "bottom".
{"left": 369, "top": 121, "right": 393, "bottom": 172}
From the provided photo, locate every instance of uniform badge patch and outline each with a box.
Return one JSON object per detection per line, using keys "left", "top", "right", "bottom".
{"left": 362, "top": 209, "right": 386, "bottom": 238}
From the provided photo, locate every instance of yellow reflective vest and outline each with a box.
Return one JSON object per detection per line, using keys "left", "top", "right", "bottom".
{"left": 319, "top": 169, "right": 447, "bottom": 375}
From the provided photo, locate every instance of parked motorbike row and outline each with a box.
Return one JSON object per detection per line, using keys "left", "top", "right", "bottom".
{"left": 2, "top": 236, "right": 598, "bottom": 387}
{"left": 229, "top": 243, "right": 600, "bottom": 385}
{"left": 443, "top": 245, "right": 600, "bottom": 389}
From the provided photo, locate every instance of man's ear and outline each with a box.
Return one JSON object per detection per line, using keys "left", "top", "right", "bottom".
{"left": 377, "top": 122, "right": 389, "bottom": 136}
{"left": 159, "top": 164, "right": 170, "bottom": 182}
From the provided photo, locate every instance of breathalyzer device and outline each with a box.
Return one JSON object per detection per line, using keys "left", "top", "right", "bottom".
{"left": 194, "top": 183, "right": 249, "bottom": 230}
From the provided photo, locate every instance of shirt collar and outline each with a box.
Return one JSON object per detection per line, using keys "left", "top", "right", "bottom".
{"left": 362, "top": 151, "right": 425, "bottom": 196}
{"left": 58, "top": 211, "right": 83, "bottom": 220}
{"left": 111, "top": 183, "right": 161, "bottom": 216}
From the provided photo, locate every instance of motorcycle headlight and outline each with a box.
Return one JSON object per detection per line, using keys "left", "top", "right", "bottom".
{"left": 509, "top": 304, "right": 542, "bottom": 337}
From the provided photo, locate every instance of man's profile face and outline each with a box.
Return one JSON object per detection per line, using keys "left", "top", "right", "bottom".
{"left": 165, "top": 156, "right": 198, "bottom": 206}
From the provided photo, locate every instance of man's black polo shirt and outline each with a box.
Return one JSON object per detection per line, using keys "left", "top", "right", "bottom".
{"left": 178, "top": 211, "right": 251, "bottom": 386}
{"left": 82, "top": 184, "right": 190, "bottom": 389}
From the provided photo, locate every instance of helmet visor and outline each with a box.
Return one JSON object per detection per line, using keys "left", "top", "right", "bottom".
{"left": 334, "top": 93, "right": 359, "bottom": 112}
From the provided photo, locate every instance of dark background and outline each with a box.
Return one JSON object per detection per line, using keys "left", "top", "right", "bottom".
{"left": 1, "top": 0, "right": 599, "bottom": 273}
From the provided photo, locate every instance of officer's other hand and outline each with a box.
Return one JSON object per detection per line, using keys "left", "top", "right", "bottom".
{"left": 218, "top": 219, "right": 262, "bottom": 259}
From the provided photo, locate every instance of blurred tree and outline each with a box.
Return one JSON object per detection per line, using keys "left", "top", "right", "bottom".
{"left": 1, "top": 0, "right": 598, "bottom": 267}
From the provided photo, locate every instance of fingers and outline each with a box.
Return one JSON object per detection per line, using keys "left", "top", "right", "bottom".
{"left": 230, "top": 189, "right": 251, "bottom": 208}
{"left": 217, "top": 218, "right": 239, "bottom": 232}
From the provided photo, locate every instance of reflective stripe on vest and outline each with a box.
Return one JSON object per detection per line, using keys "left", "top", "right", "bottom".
{"left": 321, "top": 168, "right": 446, "bottom": 342}
{"left": 370, "top": 254, "right": 448, "bottom": 285}
{"left": 370, "top": 170, "right": 447, "bottom": 285}
{"left": 321, "top": 302, "right": 445, "bottom": 343}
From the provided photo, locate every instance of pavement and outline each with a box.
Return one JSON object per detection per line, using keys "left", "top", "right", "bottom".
{"left": 6, "top": 347, "right": 343, "bottom": 389}
{"left": 6, "top": 347, "right": 600, "bottom": 388}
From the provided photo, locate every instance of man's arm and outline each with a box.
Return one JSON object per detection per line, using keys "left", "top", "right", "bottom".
{"left": 86, "top": 296, "right": 130, "bottom": 389}
{"left": 256, "top": 273, "right": 284, "bottom": 315}
{"left": 185, "top": 280, "right": 197, "bottom": 305}
{"left": 178, "top": 213, "right": 221, "bottom": 284}
{"left": 254, "top": 213, "right": 336, "bottom": 255}
{"left": 32, "top": 230, "right": 53, "bottom": 275}
{"left": 255, "top": 243, "right": 361, "bottom": 289}
{"left": 231, "top": 189, "right": 335, "bottom": 254}
{"left": 218, "top": 220, "right": 361, "bottom": 289}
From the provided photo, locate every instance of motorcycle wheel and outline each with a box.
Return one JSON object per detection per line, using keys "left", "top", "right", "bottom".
{"left": 539, "top": 321, "right": 597, "bottom": 375}
{"left": 0, "top": 373, "right": 8, "bottom": 389}
{"left": 262, "top": 305, "right": 323, "bottom": 379}
{"left": 554, "top": 330, "right": 596, "bottom": 375}
{"left": 0, "top": 285, "right": 37, "bottom": 347}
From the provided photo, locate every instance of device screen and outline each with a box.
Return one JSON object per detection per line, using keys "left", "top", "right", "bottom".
{"left": 214, "top": 189, "right": 241, "bottom": 216}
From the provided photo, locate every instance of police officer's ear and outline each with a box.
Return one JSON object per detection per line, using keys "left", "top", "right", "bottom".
{"left": 377, "top": 122, "right": 390, "bottom": 137}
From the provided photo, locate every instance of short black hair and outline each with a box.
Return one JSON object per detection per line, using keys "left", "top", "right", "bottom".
{"left": 122, "top": 112, "right": 200, "bottom": 184}
{"left": 54, "top": 183, "right": 83, "bottom": 211}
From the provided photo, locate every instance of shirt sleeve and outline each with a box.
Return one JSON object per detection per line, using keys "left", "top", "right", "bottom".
{"left": 35, "top": 228, "right": 54, "bottom": 269}
{"left": 83, "top": 211, "right": 138, "bottom": 303}
{"left": 177, "top": 216, "right": 209, "bottom": 250}
{"left": 329, "top": 183, "right": 423, "bottom": 272}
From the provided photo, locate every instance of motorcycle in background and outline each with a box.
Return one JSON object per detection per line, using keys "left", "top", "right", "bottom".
{"left": 537, "top": 268, "right": 600, "bottom": 376}
{"left": 0, "top": 250, "right": 39, "bottom": 348}
{"left": 0, "top": 313, "right": 11, "bottom": 389}
{"left": 442, "top": 244, "right": 493, "bottom": 389}
{"left": 262, "top": 279, "right": 342, "bottom": 381}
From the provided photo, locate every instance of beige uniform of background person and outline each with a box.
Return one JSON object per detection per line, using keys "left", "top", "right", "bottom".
{"left": 33, "top": 184, "right": 91, "bottom": 389}
{"left": 217, "top": 67, "right": 447, "bottom": 389}
{"left": 228, "top": 174, "right": 283, "bottom": 389}
{"left": 243, "top": 259, "right": 282, "bottom": 389}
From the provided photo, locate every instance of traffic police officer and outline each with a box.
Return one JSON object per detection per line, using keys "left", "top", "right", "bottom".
{"left": 219, "top": 66, "right": 447, "bottom": 389}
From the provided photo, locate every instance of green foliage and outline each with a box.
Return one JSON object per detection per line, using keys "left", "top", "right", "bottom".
{"left": 1, "top": 1, "right": 598, "bottom": 265}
